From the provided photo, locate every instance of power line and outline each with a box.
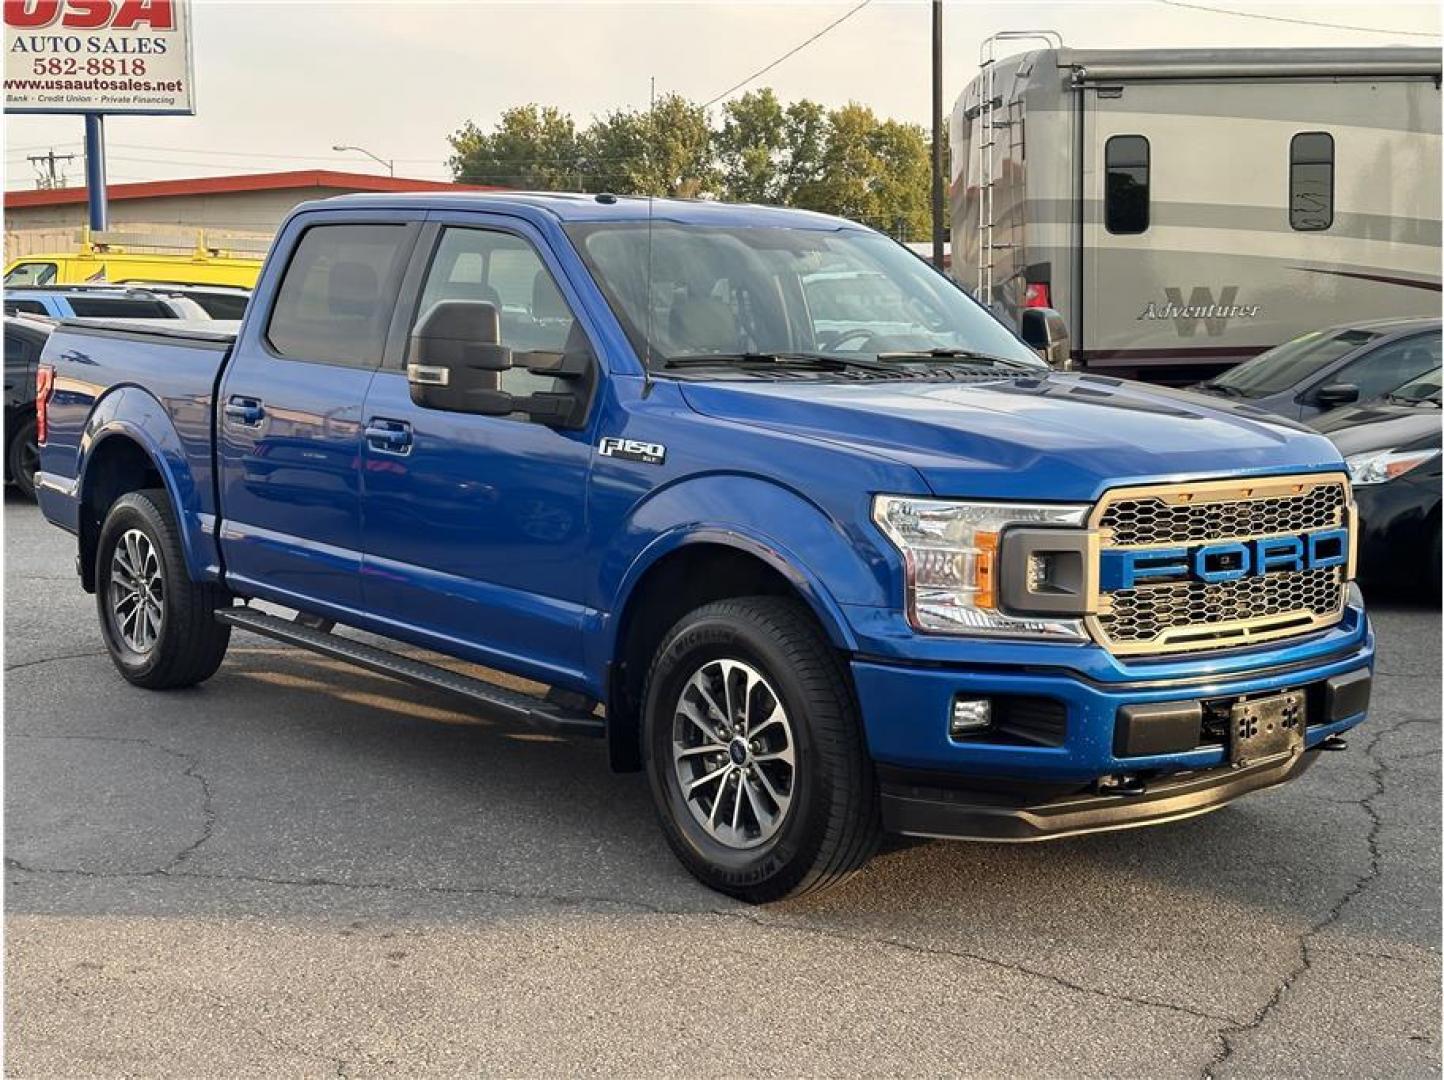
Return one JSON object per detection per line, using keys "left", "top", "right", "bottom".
{"left": 703, "top": 0, "right": 875, "bottom": 108}
{"left": 1156, "top": 0, "right": 1439, "bottom": 38}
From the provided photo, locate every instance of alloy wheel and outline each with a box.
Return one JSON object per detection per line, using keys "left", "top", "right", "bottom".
{"left": 671, "top": 658, "right": 796, "bottom": 850}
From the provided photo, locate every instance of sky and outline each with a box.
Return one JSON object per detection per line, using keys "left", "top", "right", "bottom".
{"left": 3, "top": 0, "right": 1439, "bottom": 190}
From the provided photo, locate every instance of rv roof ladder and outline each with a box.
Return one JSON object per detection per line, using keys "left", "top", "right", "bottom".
{"left": 976, "top": 30, "right": 1062, "bottom": 309}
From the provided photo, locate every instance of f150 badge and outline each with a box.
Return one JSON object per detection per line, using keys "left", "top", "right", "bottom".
{"left": 598, "top": 436, "right": 666, "bottom": 465}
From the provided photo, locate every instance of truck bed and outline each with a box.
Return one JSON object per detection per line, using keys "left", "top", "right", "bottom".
{"left": 35, "top": 317, "right": 236, "bottom": 579}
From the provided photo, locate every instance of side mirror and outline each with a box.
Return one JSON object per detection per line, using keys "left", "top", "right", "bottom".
{"left": 1315, "top": 382, "right": 1361, "bottom": 408}
{"left": 407, "top": 300, "right": 514, "bottom": 414}
{"left": 1020, "top": 307, "right": 1071, "bottom": 369}
{"left": 406, "top": 298, "right": 590, "bottom": 426}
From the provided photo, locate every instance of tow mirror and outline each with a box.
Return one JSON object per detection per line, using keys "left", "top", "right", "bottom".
{"left": 1315, "top": 382, "right": 1361, "bottom": 408}
{"left": 1020, "top": 307, "right": 1071, "bottom": 370}
{"left": 406, "top": 298, "right": 590, "bottom": 426}
{"left": 407, "top": 300, "right": 514, "bottom": 414}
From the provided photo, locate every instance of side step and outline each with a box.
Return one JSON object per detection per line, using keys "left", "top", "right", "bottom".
{"left": 216, "top": 608, "right": 605, "bottom": 738}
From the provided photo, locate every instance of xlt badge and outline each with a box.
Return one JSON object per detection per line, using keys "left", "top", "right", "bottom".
{"left": 598, "top": 436, "right": 666, "bottom": 465}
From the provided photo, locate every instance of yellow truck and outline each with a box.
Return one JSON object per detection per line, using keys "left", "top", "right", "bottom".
{"left": 5, "top": 229, "right": 264, "bottom": 289}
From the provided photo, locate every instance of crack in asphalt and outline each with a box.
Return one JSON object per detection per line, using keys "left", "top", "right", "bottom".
{"left": 3, "top": 859, "right": 679, "bottom": 916}
{"left": 6, "top": 732, "right": 218, "bottom": 874}
{"left": 1201, "top": 716, "right": 1438, "bottom": 1078}
{"left": 716, "top": 908, "right": 1234, "bottom": 1026}
{"left": 4, "top": 650, "right": 108, "bottom": 672}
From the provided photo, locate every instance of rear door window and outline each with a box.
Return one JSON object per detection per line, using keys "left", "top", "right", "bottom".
{"left": 4, "top": 300, "right": 49, "bottom": 316}
{"left": 267, "top": 223, "right": 412, "bottom": 368}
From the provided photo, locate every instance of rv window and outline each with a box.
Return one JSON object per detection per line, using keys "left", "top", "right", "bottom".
{"left": 1105, "top": 136, "right": 1149, "bottom": 235}
{"left": 1290, "top": 132, "right": 1333, "bottom": 232}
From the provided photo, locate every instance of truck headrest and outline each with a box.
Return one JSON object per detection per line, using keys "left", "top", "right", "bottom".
{"left": 328, "top": 261, "right": 380, "bottom": 317}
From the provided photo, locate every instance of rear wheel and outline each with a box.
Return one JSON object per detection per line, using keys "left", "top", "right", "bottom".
{"left": 7, "top": 415, "right": 38, "bottom": 501}
{"left": 95, "top": 488, "right": 232, "bottom": 689}
{"left": 643, "top": 596, "right": 880, "bottom": 902}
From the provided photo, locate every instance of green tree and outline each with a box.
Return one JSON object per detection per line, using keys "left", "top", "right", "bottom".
{"left": 714, "top": 90, "right": 833, "bottom": 207}
{"left": 714, "top": 89, "right": 787, "bottom": 203}
{"left": 447, "top": 105, "right": 585, "bottom": 190}
{"left": 789, "top": 102, "right": 934, "bottom": 240}
{"left": 587, "top": 93, "right": 716, "bottom": 197}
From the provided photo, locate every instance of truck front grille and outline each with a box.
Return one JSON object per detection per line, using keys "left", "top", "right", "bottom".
{"left": 1088, "top": 474, "right": 1353, "bottom": 656}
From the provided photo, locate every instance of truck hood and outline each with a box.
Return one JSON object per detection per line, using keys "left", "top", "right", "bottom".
{"left": 679, "top": 372, "right": 1347, "bottom": 501}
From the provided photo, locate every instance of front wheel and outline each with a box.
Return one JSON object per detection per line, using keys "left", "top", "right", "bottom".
{"left": 643, "top": 597, "right": 880, "bottom": 902}
{"left": 95, "top": 488, "right": 232, "bottom": 689}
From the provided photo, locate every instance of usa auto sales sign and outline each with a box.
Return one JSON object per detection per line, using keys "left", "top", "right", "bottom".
{"left": 4, "top": 0, "right": 195, "bottom": 115}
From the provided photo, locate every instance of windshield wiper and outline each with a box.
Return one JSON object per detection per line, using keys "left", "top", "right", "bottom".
{"left": 661, "top": 352, "right": 899, "bottom": 374}
{"left": 1198, "top": 380, "right": 1244, "bottom": 397}
{"left": 873, "top": 347, "right": 1038, "bottom": 370}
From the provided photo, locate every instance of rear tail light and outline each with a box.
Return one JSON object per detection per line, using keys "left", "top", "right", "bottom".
{"left": 35, "top": 364, "right": 54, "bottom": 445}
{"left": 1023, "top": 282, "right": 1051, "bottom": 309}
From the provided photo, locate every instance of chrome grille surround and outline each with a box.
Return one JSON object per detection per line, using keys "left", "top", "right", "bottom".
{"left": 1088, "top": 474, "right": 1355, "bottom": 656}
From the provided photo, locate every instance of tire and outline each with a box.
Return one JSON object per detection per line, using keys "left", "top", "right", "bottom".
{"left": 7, "top": 415, "right": 38, "bottom": 501}
{"left": 95, "top": 488, "right": 232, "bottom": 689}
{"left": 642, "top": 596, "right": 880, "bottom": 902}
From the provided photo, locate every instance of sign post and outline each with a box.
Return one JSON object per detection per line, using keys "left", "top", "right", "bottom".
{"left": 84, "top": 113, "right": 107, "bottom": 229}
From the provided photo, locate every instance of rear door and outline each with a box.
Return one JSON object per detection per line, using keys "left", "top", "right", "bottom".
{"left": 217, "top": 210, "right": 421, "bottom": 614}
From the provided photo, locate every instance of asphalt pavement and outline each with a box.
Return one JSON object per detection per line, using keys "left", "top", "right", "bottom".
{"left": 4, "top": 489, "right": 1440, "bottom": 1077}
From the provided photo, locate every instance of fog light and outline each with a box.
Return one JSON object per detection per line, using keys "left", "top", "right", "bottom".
{"left": 949, "top": 696, "right": 992, "bottom": 738}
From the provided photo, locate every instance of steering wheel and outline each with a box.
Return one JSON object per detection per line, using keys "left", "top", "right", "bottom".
{"left": 825, "top": 328, "right": 884, "bottom": 354}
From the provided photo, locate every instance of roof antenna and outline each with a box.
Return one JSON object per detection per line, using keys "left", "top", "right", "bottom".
{"left": 641, "top": 75, "right": 657, "bottom": 397}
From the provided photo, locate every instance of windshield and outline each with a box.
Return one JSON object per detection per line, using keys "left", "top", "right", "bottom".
{"left": 4, "top": 262, "right": 57, "bottom": 287}
{"left": 564, "top": 221, "right": 1042, "bottom": 369}
{"left": 1207, "top": 328, "right": 1377, "bottom": 397}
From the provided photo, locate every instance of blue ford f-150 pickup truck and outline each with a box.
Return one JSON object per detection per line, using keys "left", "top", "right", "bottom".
{"left": 35, "top": 193, "right": 1374, "bottom": 901}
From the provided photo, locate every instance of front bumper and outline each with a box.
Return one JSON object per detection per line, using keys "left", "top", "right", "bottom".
{"left": 879, "top": 748, "right": 1321, "bottom": 841}
{"left": 850, "top": 603, "right": 1374, "bottom": 837}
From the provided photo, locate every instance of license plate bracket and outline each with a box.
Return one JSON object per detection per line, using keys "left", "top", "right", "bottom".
{"left": 1230, "top": 690, "right": 1306, "bottom": 766}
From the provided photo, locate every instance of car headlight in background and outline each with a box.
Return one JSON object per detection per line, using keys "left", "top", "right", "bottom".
{"left": 871, "top": 496, "right": 1090, "bottom": 639}
{"left": 1344, "top": 447, "right": 1440, "bottom": 486}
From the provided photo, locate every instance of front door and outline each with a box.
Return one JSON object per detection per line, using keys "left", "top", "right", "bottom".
{"left": 217, "top": 214, "right": 419, "bottom": 613}
{"left": 358, "top": 218, "right": 597, "bottom": 686}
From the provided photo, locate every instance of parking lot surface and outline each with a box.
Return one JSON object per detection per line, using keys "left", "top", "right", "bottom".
{"left": 4, "top": 490, "right": 1439, "bottom": 1077}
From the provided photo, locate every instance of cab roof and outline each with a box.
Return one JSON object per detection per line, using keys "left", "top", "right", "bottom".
{"left": 298, "top": 191, "right": 862, "bottom": 230}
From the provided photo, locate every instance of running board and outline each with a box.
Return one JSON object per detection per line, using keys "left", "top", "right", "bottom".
{"left": 216, "top": 608, "right": 605, "bottom": 738}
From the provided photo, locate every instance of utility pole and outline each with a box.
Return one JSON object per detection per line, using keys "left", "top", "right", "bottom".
{"left": 27, "top": 148, "right": 76, "bottom": 190}
{"left": 931, "top": 0, "right": 946, "bottom": 271}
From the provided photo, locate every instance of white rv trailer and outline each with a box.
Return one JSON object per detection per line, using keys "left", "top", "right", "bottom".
{"left": 950, "top": 43, "right": 1442, "bottom": 382}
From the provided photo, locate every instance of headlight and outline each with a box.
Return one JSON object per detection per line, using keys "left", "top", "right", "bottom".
{"left": 871, "top": 496, "right": 1090, "bottom": 639}
{"left": 1344, "top": 447, "right": 1440, "bottom": 486}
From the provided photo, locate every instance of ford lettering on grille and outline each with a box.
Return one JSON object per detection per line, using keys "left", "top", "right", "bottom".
{"left": 1099, "top": 528, "right": 1350, "bottom": 590}
{"left": 1087, "top": 475, "right": 1354, "bottom": 655}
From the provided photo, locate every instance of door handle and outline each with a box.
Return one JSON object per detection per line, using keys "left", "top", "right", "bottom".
{"left": 365, "top": 419, "right": 413, "bottom": 454}
{"left": 224, "top": 396, "right": 264, "bottom": 425}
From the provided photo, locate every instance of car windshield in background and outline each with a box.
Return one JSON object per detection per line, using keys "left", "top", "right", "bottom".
{"left": 564, "top": 222, "right": 1042, "bottom": 369}
{"left": 67, "top": 297, "right": 179, "bottom": 319}
{"left": 4, "top": 262, "right": 57, "bottom": 287}
{"left": 1208, "top": 328, "right": 1378, "bottom": 397}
